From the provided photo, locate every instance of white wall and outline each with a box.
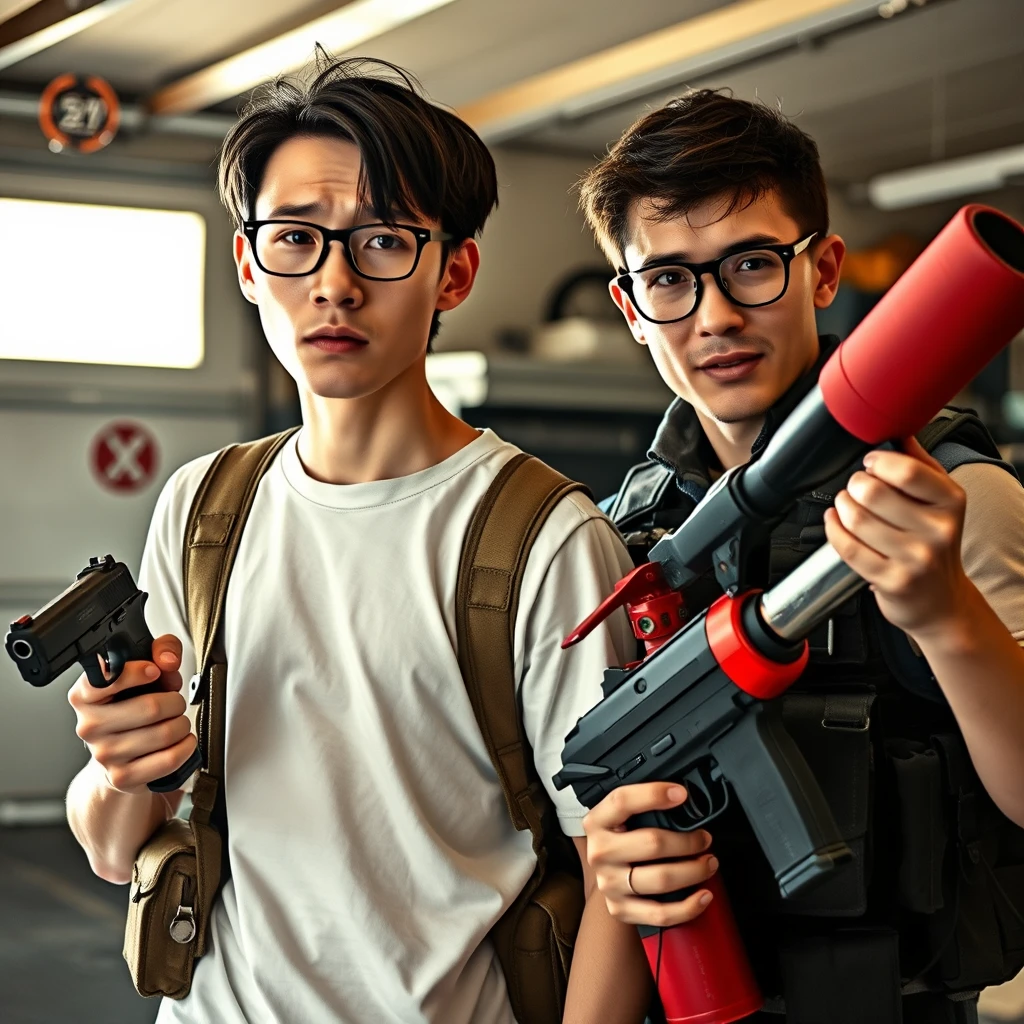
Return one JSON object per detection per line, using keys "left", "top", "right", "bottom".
{"left": 0, "top": 166, "right": 257, "bottom": 800}
{"left": 436, "top": 146, "right": 607, "bottom": 352}
{"left": 828, "top": 184, "right": 1024, "bottom": 251}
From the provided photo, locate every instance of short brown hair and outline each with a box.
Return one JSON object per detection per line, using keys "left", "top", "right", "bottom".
{"left": 218, "top": 53, "right": 498, "bottom": 344}
{"left": 579, "top": 88, "right": 828, "bottom": 266}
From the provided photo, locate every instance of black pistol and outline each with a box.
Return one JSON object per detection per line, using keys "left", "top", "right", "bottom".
{"left": 5, "top": 555, "right": 201, "bottom": 792}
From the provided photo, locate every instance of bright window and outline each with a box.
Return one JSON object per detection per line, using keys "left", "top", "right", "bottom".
{"left": 0, "top": 198, "right": 206, "bottom": 369}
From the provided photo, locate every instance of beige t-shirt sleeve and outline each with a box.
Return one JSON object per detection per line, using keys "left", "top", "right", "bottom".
{"left": 952, "top": 461, "right": 1024, "bottom": 644}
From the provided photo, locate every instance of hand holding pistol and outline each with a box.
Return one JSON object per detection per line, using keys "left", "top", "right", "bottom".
{"left": 5, "top": 555, "right": 201, "bottom": 793}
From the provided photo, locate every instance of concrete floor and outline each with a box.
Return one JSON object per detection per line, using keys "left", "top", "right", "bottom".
{"left": 1, "top": 823, "right": 1021, "bottom": 1024}
{"left": 0, "top": 825, "right": 157, "bottom": 1024}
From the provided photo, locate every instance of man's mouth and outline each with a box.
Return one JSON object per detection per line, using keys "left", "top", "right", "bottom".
{"left": 697, "top": 351, "right": 762, "bottom": 370}
{"left": 304, "top": 327, "right": 369, "bottom": 353}
{"left": 696, "top": 351, "right": 765, "bottom": 382}
{"left": 304, "top": 326, "right": 369, "bottom": 344}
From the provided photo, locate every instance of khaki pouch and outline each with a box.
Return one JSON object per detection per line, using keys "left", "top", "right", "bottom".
{"left": 123, "top": 816, "right": 220, "bottom": 1000}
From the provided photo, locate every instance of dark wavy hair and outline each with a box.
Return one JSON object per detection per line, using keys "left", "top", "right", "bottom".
{"left": 218, "top": 52, "right": 498, "bottom": 344}
{"left": 579, "top": 88, "right": 828, "bottom": 266}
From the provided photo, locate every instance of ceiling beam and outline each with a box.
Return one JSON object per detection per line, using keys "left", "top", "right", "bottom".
{"left": 0, "top": 1, "right": 44, "bottom": 28}
{"left": 457, "top": 0, "right": 895, "bottom": 143}
{"left": 146, "top": 0, "right": 457, "bottom": 116}
{"left": 0, "top": 0, "right": 138, "bottom": 73}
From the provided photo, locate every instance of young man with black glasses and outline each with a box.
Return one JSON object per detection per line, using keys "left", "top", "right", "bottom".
{"left": 575, "top": 89, "right": 1024, "bottom": 1024}
{"left": 63, "top": 58, "right": 659, "bottom": 1024}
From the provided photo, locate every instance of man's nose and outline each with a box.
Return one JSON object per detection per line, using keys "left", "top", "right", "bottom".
{"left": 310, "top": 240, "right": 363, "bottom": 308}
{"left": 692, "top": 272, "right": 744, "bottom": 336}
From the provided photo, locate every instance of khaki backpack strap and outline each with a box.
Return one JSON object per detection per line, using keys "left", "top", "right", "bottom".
{"left": 183, "top": 428, "right": 298, "bottom": 808}
{"left": 455, "top": 453, "right": 589, "bottom": 837}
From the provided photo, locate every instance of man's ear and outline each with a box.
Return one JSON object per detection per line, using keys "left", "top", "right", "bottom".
{"left": 609, "top": 280, "right": 648, "bottom": 346}
{"left": 434, "top": 239, "right": 480, "bottom": 313}
{"left": 234, "top": 231, "right": 258, "bottom": 305}
{"left": 812, "top": 233, "right": 846, "bottom": 311}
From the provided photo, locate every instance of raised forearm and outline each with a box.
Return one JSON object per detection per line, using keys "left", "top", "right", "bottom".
{"left": 563, "top": 888, "right": 652, "bottom": 1024}
{"left": 914, "top": 580, "right": 1024, "bottom": 826}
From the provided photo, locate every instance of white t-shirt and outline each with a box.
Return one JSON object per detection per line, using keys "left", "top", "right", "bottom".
{"left": 142, "top": 428, "right": 635, "bottom": 1024}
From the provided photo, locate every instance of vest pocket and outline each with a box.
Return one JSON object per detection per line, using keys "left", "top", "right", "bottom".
{"left": 902, "top": 733, "right": 1024, "bottom": 990}
{"left": 887, "top": 739, "right": 948, "bottom": 914}
{"left": 993, "top": 865, "right": 1024, "bottom": 954}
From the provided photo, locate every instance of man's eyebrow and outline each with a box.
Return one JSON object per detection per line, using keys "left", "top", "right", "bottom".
{"left": 263, "top": 200, "right": 400, "bottom": 223}
{"left": 638, "top": 234, "right": 784, "bottom": 266}
{"left": 265, "top": 200, "right": 329, "bottom": 220}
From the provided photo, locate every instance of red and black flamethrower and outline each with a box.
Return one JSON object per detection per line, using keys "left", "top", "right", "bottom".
{"left": 554, "top": 205, "right": 1024, "bottom": 1024}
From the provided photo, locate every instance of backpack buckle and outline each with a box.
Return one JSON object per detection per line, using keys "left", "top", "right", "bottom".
{"left": 188, "top": 673, "right": 206, "bottom": 706}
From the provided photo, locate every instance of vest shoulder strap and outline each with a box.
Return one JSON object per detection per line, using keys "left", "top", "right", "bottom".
{"left": 607, "top": 460, "right": 674, "bottom": 527}
{"left": 455, "top": 452, "right": 589, "bottom": 835}
{"left": 917, "top": 406, "right": 1010, "bottom": 464}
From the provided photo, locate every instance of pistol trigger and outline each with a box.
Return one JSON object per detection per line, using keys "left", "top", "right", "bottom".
{"left": 105, "top": 637, "right": 131, "bottom": 683}
{"left": 83, "top": 653, "right": 110, "bottom": 690}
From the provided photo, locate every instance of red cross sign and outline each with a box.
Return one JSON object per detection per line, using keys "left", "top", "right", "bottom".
{"left": 91, "top": 421, "right": 159, "bottom": 493}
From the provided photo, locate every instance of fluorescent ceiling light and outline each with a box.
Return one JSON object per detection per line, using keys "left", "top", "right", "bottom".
{"left": 867, "top": 144, "right": 1024, "bottom": 210}
{"left": 0, "top": 0, "right": 138, "bottom": 74}
{"left": 148, "top": 0, "right": 457, "bottom": 116}
{"left": 457, "top": 0, "right": 884, "bottom": 144}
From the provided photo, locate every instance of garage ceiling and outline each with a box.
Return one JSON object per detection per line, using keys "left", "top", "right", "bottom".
{"left": 0, "top": 0, "right": 1020, "bottom": 189}
{"left": 0, "top": 0, "right": 728, "bottom": 102}
{"left": 517, "top": 0, "right": 1024, "bottom": 183}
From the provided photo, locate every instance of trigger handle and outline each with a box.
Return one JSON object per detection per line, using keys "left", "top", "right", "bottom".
{"left": 563, "top": 562, "right": 674, "bottom": 648}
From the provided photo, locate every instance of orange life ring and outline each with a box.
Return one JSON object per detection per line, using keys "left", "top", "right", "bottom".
{"left": 38, "top": 74, "right": 120, "bottom": 153}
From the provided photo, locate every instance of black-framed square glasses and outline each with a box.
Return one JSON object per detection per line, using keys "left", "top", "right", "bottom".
{"left": 615, "top": 232, "right": 818, "bottom": 325}
{"left": 242, "top": 220, "right": 453, "bottom": 281}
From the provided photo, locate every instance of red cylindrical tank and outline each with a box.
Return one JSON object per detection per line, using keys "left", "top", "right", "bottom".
{"left": 820, "top": 204, "right": 1024, "bottom": 443}
{"left": 640, "top": 872, "right": 764, "bottom": 1024}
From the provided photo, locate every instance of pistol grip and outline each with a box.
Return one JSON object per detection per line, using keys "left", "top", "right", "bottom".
{"left": 148, "top": 746, "right": 203, "bottom": 793}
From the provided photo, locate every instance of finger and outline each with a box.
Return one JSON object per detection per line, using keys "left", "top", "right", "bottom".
{"left": 606, "top": 887, "right": 714, "bottom": 928}
{"left": 583, "top": 782, "right": 688, "bottom": 832}
{"left": 833, "top": 490, "right": 910, "bottom": 558}
{"left": 592, "top": 826, "right": 712, "bottom": 868}
{"left": 901, "top": 435, "right": 946, "bottom": 471}
{"left": 104, "top": 734, "right": 198, "bottom": 794}
{"left": 844, "top": 473, "right": 960, "bottom": 546}
{"left": 92, "top": 715, "right": 194, "bottom": 767}
{"left": 625, "top": 854, "right": 719, "bottom": 898}
{"left": 824, "top": 507, "right": 889, "bottom": 581}
{"left": 75, "top": 691, "right": 188, "bottom": 742}
{"left": 152, "top": 634, "right": 183, "bottom": 673}
{"left": 845, "top": 472, "right": 917, "bottom": 530}
{"left": 70, "top": 659, "right": 163, "bottom": 705}
{"left": 862, "top": 448, "right": 956, "bottom": 505}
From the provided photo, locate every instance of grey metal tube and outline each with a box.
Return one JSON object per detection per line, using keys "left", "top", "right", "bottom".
{"left": 759, "top": 543, "right": 866, "bottom": 642}
{"left": 0, "top": 90, "right": 235, "bottom": 138}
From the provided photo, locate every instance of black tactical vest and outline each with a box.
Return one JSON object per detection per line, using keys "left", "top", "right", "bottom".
{"left": 608, "top": 375, "right": 1024, "bottom": 1022}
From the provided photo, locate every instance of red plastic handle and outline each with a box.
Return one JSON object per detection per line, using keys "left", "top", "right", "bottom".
{"left": 562, "top": 562, "right": 677, "bottom": 648}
